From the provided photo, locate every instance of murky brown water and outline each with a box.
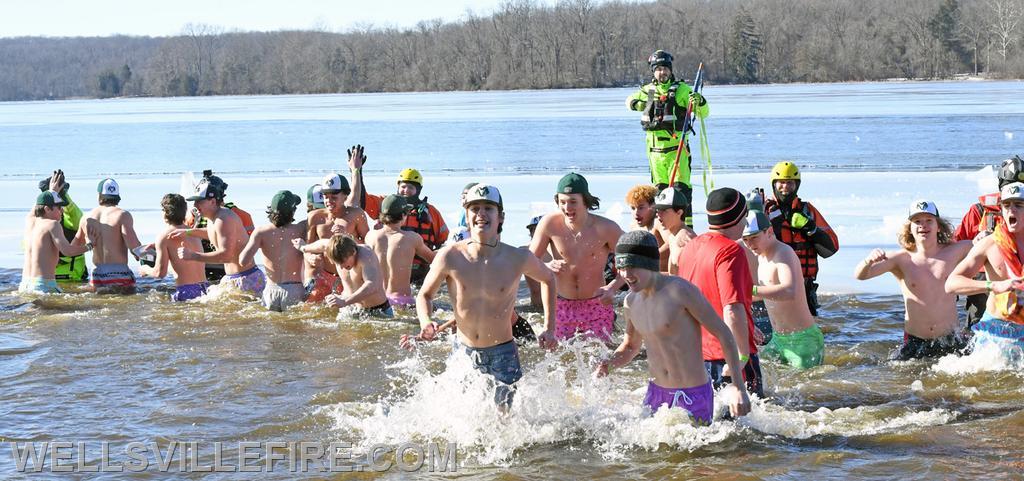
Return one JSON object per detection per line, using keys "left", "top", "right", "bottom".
{"left": 1, "top": 270, "right": 1022, "bottom": 480}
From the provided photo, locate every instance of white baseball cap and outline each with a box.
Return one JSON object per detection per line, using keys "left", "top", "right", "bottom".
{"left": 462, "top": 184, "right": 502, "bottom": 208}
{"left": 97, "top": 178, "right": 120, "bottom": 199}
{"left": 907, "top": 200, "right": 939, "bottom": 220}
{"left": 321, "top": 172, "right": 349, "bottom": 194}
{"left": 1001, "top": 182, "right": 1024, "bottom": 203}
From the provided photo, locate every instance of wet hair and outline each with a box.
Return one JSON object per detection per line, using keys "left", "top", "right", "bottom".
{"left": 625, "top": 184, "right": 657, "bottom": 207}
{"left": 899, "top": 216, "right": 953, "bottom": 251}
{"left": 98, "top": 195, "right": 120, "bottom": 207}
{"left": 161, "top": 193, "right": 187, "bottom": 225}
{"left": 327, "top": 234, "right": 359, "bottom": 264}
{"left": 267, "top": 208, "right": 295, "bottom": 228}
{"left": 380, "top": 212, "right": 405, "bottom": 225}
{"left": 33, "top": 205, "right": 47, "bottom": 218}
{"left": 554, "top": 192, "right": 601, "bottom": 211}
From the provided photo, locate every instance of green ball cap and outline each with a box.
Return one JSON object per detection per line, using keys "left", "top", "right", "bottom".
{"left": 556, "top": 172, "right": 589, "bottom": 195}
{"left": 36, "top": 190, "right": 67, "bottom": 207}
{"left": 270, "top": 190, "right": 301, "bottom": 212}
{"left": 381, "top": 194, "right": 410, "bottom": 217}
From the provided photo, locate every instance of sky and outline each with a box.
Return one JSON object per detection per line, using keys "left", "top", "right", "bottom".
{"left": 1, "top": 0, "right": 511, "bottom": 38}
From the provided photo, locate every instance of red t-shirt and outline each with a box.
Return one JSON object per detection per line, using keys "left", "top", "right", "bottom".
{"left": 676, "top": 231, "right": 757, "bottom": 360}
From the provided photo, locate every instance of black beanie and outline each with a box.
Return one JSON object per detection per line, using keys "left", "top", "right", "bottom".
{"left": 614, "top": 230, "right": 661, "bottom": 272}
{"left": 707, "top": 188, "right": 748, "bottom": 230}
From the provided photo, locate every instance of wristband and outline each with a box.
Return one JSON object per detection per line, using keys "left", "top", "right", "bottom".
{"left": 84, "top": 242, "right": 93, "bottom": 252}
{"left": 184, "top": 229, "right": 191, "bottom": 237}
{"left": 986, "top": 280, "right": 993, "bottom": 293}
{"left": 738, "top": 354, "right": 749, "bottom": 363}
{"left": 752, "top": 285, "right": 758, "bottom": 297}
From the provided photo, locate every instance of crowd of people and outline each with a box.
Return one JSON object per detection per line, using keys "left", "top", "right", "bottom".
{"left": 18, "top": 49, "right": 1024, "bottom": 426}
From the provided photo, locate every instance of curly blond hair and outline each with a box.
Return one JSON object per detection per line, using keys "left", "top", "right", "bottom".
{"left": 625, "top": 184, "right": 657, "bottom": 207}
{"left": 899, "top": 216, "right": 953, "bottom": 251}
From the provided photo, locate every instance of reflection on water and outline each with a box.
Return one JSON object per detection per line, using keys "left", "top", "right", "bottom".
{"left": 1, "top": 269, "right": 1021, "bottom": 479}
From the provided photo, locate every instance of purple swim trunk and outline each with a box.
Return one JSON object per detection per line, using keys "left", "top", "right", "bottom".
{"left": 643, "top": 379, "right": 714, "bottom": 425}
{"left": 172, "top": 282, "right": 209, "bottom": 302}
{"left": 221, "top": 265, "right": 266, "bottom": 296}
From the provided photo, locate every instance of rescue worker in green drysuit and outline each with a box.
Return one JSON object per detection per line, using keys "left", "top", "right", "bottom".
{"left": 626, "top": 50, "right": 708, "bottom": 226}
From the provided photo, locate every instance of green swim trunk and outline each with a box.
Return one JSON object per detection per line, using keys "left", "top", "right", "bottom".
{"left": 760, "top": 325, "right": 824, "bottom": 369}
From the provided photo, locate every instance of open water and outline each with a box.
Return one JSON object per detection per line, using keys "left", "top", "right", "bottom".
{"left": 0, "top": 81, "right": 1023, "bottom": 479}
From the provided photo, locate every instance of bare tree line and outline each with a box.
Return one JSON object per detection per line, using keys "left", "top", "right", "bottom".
{"left": 0, "top": 0, "right": 1022, "bottom": 102}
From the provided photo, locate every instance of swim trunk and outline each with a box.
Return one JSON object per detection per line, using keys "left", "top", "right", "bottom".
{"left": 760, "top": 325, "right": 824, "bottom": 369}
{"left": 890, "top": 330, "right": 970, "bottom": 361}
{"left": 262, "top": 280, "right": 305, "bottom": 312}
{"left": 91, "top": 263, "right": 136, "bottom": 291}
{"left": 705, "top": 355, "right": 764, "bottom": 399}
{"left": 172, "top": 282, "right": 208, "bottom": 302}
{"left": 220, "top": 265, "right": 266, "bottom": 296}
{"left": 305, "top": 270, "right": 343, "bottom": 303}
{"left": 359, "top": 300, "right": 394, "bottom": 318}
{"left": 18, "top": 277, "right": 61, "bottom": 294}
{"left": 971, "top": 312, "right": 1024, "bottom": 360}
{"left": 387, "top": 293, "right": 416, "bottom": 308}
{"left": 512, "top": 313, "right": 537, "bottom": 342}
{"left": 643, "top": 379, "right": 714, "bottom": 425}
{"left": 453, "top": 339, "right": 523, "bottom": 408}
{"left": 555, "top": 295, "right": 615, "bottom": 341}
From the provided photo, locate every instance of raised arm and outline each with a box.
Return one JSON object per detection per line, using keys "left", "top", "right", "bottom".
{"left": 854, "top": 248, "right": 900, "bottom": 281}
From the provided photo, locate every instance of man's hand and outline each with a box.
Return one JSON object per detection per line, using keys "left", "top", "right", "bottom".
{"left": 790, "top": 208, "right": 817, "bottom": 233}
{"left": 593, "top": 360, "right": 609, "bottom": 378}
{"left": 538, "top": 329, "right": 558, "bottom": 350}
{"left": 689, "top": 91, "right": 706, "bottom": 107}
{"left": 329, "top": 223, "right": 345, "bottom": 235}
{"left": 546, "top": 259, "right": 566, "bottom": 274}
{"left": 167, "top": 229, "right": 188, "bottom": 240}
{"left": 991, "top": 277, "right": 1024, "bottom": 294}
{"left": 292, "top": 238, "right": 307, "bottom": 252}
{"left": 596, "top": 285, "right": 617, "bottom": 306}
{"left": 49, "top": 169, "right": 66, "bottom": 194}
{"left": 177, "top": 246, "right": 197, "bottom": 261}
{"left": 722, "top": 383, "right": 752, "bottom": 418}
{"left": 324, "top": 294, "right": 348, "bottom": 308}
{"left": 399, "top": 322, "right": 440, "bottom": 350}
{"left": 347, "top": 144, "right": 366, "bottom": 170}
{"left": 864, "top": 248, "right": 887, "bottom": 266}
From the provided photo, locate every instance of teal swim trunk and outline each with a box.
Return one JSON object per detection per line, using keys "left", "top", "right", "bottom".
{"left": 18, "top": 277, "right": 61, "bottom": 294}
{"left": 760, "top": 324, "right": 824, "bottom": 369}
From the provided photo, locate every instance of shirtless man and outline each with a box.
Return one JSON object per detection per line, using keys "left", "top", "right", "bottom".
{"left": 173, "top": 179, "right": 266, "bottom": 296}
{"left": 240, "top": 191, "right": 306, "bottom": 312}
{"left": 364, "top": 194, "right": 435, "bottom": 308}
{"left": 401, "top": 184, "right": 557, "bottom": 409}
{"left": 21, "top": 191, "right": 93, "bottom": 294}
{"left": 305, "top": 171, "right": 369, "bottom": 302}
{"left": 77, "top": 178, "right": 144, "bottom": 294}
{"left": 295, "top": 234, "right": 391, "bottom": 317}
{"left": 742, "top": 209, "right": 824, "bottom": 368}
{"left": 653, "top": 186, "right": 696, "bottom": 274}
{"left": 530, "top": 172, "right": 624, "bottom": 341}
{"left": 595, "top": 231, "right": 750, "bottom": 424}
{"left": 853, "top": 200, "right": 972, "bottom": 360}
{"left": 947, "top": 183, "right": 1024, "bottom": 354}
{"left": 140, "top": 194, "right": 208, "bottom": 301}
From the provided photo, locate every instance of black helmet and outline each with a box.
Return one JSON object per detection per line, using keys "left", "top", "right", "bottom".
{"left": 998, "top": 155, "right": 1024, "bottom": 189}
{"left": 202, "top": 169, "right": 229, "bottom": 195}
{"left": 648, "top": 50, "right": 673, "bottom": 72}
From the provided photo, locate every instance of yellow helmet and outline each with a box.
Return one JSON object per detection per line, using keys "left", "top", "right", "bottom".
{"left": 397, "top": 168, "right": 423, "bottom": 186}
{"left": 771, "top": 161, "right": 800, "bottom": 182}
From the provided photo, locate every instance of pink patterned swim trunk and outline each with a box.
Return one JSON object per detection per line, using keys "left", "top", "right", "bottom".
{"left": 555, "top": 295, "right": 614, "bottom": 341}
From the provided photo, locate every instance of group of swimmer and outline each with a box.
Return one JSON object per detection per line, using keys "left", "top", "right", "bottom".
{"left": 18, "top": 47, "right": 1024, "bottom": 425}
